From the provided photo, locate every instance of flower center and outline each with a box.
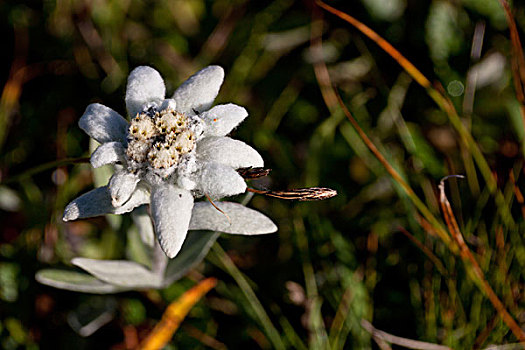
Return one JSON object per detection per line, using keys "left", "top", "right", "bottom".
{"left": 126, "top": 107, "right": 196, "bottom": 169}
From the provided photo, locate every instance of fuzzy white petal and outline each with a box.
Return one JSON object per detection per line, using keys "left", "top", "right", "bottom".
{"left": 190, "top": 202, "right": 277, "bottom": 234}
{"left": 125, "top": 66, "right": 166, "bottom": 117}
{"left": 197, "top": 136, "right": 263, "bottom": 169}
{"left": 63, "top": 185, "right": 149, "bottom": 221}
{"left": 200, "top": 104, "right": 248, "bottom": 137}
{"left": 72, "top": 258, "right": 163, "bottom": 288}
{"left": 63, "top": 187, "right": 114, "bottom": 221}
{"left": 79, "top": 103, "right": 128, "bottom": 144}
{"left": 151, "top": 184, "right": 194, "bottom": 258}
{"left": 199, "top": 162, "right": 247, "bottom": 199}
{"left": 173, "top": 66, "right": 224, "bottom": 114}
{"left": 160, "top": 98, "right": 177, "bottom": 111}
{"left": 114, "top": 184, "right": 150, "bottom": 214}
{"left": 90, "top": 141, "right": 125, "bottom": 168}
{"left": 36, "top": 269, "right": 125, "bottom": 294}
{"left": 108, "top": 171, "right": 140, "bottom": 207}
{"left": 131, "top": 206, "right": 155, "bottom": 247}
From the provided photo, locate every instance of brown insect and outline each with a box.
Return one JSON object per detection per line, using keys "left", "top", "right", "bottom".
{"left": 237, "top": 167, "right": 272, "bottom": 179}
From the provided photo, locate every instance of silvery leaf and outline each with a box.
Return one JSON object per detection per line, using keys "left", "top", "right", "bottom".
{"left": 163, "top": 230, "right": 220, "bottom": 286}
{"left": 189, "top": 202, "right": 278, "bottom": 234}
{"left": 36, "top": 269, "right": 125, "bottom": 294}
{"left": 71, "top": 258, "right": 162, "bottom": 288}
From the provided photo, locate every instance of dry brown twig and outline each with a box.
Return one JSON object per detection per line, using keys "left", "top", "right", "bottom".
{"left": 361, "top": 319, "right": 452, "bottom": 350}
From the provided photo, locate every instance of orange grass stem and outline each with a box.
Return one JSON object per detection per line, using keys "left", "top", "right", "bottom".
{"left": 314, "top": 0, "right": 431, "bottom": 89}
{"left": 333, "top": 90, "right": 452, "bottom": 247}
{"left": 315, "top": 0, "right": 515, "bottom": 229}
{"left": 310, "top": 6, "right": 453, "bottom": 246}
{"left": 438, "top": 179, "right": 525, "bottom": 343}
{"left": 139, "top": 277, "right": 217, "bottom": 350}
{"left": 498, "top": 0, "right": 525, "bottom": 135}
{"left": 398, "top": 227, "right": 448, "bottom": 276}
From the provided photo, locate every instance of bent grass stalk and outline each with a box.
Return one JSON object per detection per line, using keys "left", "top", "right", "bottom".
{"left": 313, "top": 2, "right": 525, "bottom": 343}
{"left": 438, "top": 178, "right": 525, "bottom": 343}
{"left": 498, "top": 0, "right": 525, "bottom": 131}
{"left": 315, "top": 0, "right": 515, "bottom": 229}
{"left": 333, "top": 91, "right": 453, "bottom": 247}
{"left": 361, "top": 319, "right": 452, "bottom": 350}
{"left": 309, "top": 9, "right": 453, "bottom": 247}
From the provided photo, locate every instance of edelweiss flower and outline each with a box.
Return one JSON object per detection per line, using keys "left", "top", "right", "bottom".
{"left": 63, "top": 66, "right": 274, "bottom": 258}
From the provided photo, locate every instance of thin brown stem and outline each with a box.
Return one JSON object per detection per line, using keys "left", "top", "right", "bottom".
{"left": 1, "top": 157, "right": 90, "bottom": 184}
{"left": 332, "top": 90, "right": 453, "bottom": 246}
{"left": 315, "top": 0, "right": 515, "bottom": 228}
{"left": 498, "top": 0, "right": 525, "bottom": 131}
{"left": 439, "top": 178, "right": 525, "bottom": 342}
{"left": 398, "top": 227, "right": 448, "bottom": 277}
{"left": 204, "top": 194, "right": 231, "bottom": 224}
{"left": 361, "top": 319, "right": 452, "bottom": 350}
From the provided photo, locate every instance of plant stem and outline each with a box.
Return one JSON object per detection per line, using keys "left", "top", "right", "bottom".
{"left": 439, "top": 179, "right": 525, "bottom": 342}
{"left": 1, "top": 157, "right": 90, "bottom": 184}
{"left": 315, "top": 0, "right": 515, "bottom": 229}
{"left": 211, "top": 243, "right": 285, "bottom": 350}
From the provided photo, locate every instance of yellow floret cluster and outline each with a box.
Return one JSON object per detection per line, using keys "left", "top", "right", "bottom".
{"left": 126, "top": 108, "right": 196, "bottom": 169}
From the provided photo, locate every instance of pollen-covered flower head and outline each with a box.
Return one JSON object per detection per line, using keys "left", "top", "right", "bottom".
{"left": 63, "top": 66, "right": 275, "bottom": 258}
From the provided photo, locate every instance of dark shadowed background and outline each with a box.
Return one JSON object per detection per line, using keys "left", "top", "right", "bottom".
{"left": 1, "top": 0, "right": 524, "bottom": 348}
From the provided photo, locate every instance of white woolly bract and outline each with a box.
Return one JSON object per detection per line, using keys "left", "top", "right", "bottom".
{"left": 199, "top": 162, "right": 247, "bottom": 199}
{"left": 151, "top": 184, "right": 194, "bottom": 258}
{"left": 173, "top": 66, "right": 224, "bottom": 114}
{"left": 64, "top": 65, "right": 277, "bottom": 261}
{"left": 189, "top": 202, "right": 278, "bottom": 234}
{"left": 197, "top": 136, "right": 264, "bottom": 169}
{"left": 108, "top": 171, "right": 140, "bottom": 207}
{"left": 79, "top": 104, "right": 128, "bottom": 144}
{"left": 90, "top": 141, "right": 125, "bottom": 168}
{"left": 125, "top": 66, "right": 166, "bottom": 117}
{"left": 200, "top": 104, "right": 248, "bottom": 137}
{"left": 63, "top": 185, "right": 149, "bottom": 221}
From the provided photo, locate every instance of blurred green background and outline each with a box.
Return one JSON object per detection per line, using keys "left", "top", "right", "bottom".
{"left": 1, "top": 0, "right": 524, "bottom": 348}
